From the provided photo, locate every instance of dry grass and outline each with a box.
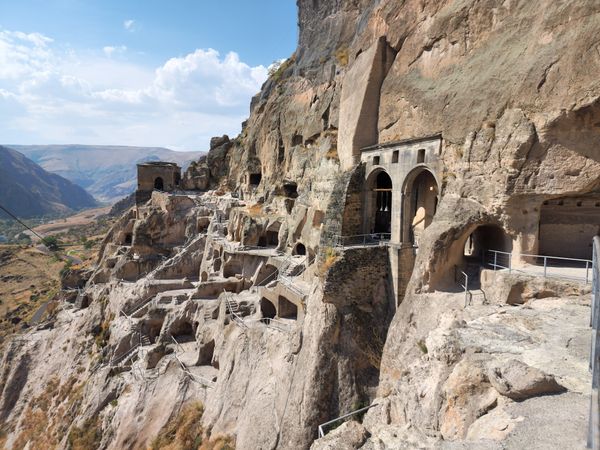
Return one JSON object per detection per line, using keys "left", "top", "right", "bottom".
{"left": 68, "top": 416, "right": 102, "bottom": 450}
{"left": 94, "top": 311, "right": 114, "bottom": 350}
{"left": 14, "top": 375, "right": 86, "bottom": 450}
{"left": 335, "top": 46, "right": 349, "bottom": 66}
{"left": 247, "top": 203, "right": 263, "bottom": 217}
{"left": 325, "top": 146, "right": 339, "bottom": 160}
{"left": 0, "top": 246, "right": 63, "bottom": 343}
{"left": 319, "top": 247, "right": 339, "bottom": 277}
{"left": 150, "top": 402, "right": 234, "bottom": 450}
{"left": 150, "top": 402, "right": 205, "bottom": 450}
{"left": 362, "top": 328, "right": 386, "bottom": 369}
{"left": 31, "top": 206, "right": 111, "bottom": 235}
{"left": 200, "top": 435, "right": 235, "bottom": 450}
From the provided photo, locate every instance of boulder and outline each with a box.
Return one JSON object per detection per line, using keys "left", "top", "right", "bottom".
{"left": 487, "top": 359, "right": 565, "bottom": 401}
{"left": 310, "top": 420, "right": 368, "bottom": 450}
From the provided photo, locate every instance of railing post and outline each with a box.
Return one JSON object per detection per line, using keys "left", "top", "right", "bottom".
{"left": 586, "top": 260, "right": 590, "bottom": 285}
{"left": 464, "top": 273, "right": 469, "bottom": 308}
{"left": 544, "top": 256, "right": 547, "bottom": 278}
{"left": 494, "top": 252, "right": 497, "bottom": 271}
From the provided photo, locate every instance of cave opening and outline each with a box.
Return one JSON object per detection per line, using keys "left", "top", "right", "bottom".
{"left": 249, "top": 173, "right": 262, "bottom": 186}
{"left": 260, "top": 298, "right": 276, "bottom": 322}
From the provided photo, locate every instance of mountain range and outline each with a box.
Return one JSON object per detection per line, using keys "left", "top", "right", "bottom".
{"left": 8, "top": 145, "right": 203, "bottom": 203}
{"left": 0, "top": 146, "right": 97, "bottom": 218}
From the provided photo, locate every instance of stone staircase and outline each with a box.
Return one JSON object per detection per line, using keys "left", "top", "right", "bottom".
{"left": 131, "top": 321, "right": 152, "bottom": 346}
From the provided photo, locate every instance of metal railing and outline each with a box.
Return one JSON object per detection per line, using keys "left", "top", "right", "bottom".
{"left": 333, "top": 233, "right": 391, "bottom": 248}
{"left": 223, "top": 290, "right": 249, "bottom": 329}
{"left": 317, "top": 403, "right": 378, "bottom": 438}
{"left": 588, "top": 236, "right": 600, "bottom": 448}
{"left": 486, "top": 250, "right": 593, "bottom": 284}
{"left": 169, "top": 334, "right": 215, "bottom": 388}
{"left": 277, "top": 254, "right": 314, "bottom": 296}
{"left": 110, "top": 345, "right": 139, "bottom": 367}
{"left": 454, "top": 266, "right": 470, "bottom": 307}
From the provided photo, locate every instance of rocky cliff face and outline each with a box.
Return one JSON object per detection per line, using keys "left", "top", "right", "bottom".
{"left": 1, "top": 1, "right": 599, "bottom": 449}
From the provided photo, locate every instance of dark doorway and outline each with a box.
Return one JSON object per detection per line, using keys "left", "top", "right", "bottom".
{"left": 154, "top": 177, "right": 164, "bottom": 190}
{"left": 294, "top": 243, "right": 306, "bottom": 256}
{"left": 464, "top": 224, "right": 512, "bottom": 262}
{"left": 260, "top": 298, "right": 276, "bottom": 322}
{"left": 283, "top": 182, "right": 298, "bottom": 198}
{"left": 278, "top": 296, "right": 298, "bottom": 319}
{"left": 374, "top": 171, "right": 392, "bottom": 234}
{"left": 249, "top": 173, "right": 262, "bottom": 186}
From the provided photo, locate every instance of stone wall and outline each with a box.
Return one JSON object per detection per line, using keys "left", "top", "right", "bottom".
{"left": 323, "top": 246, "right": 392, "bottom": 311}
{"left": 318, "top": 165, "right": 365, "bottom": 254}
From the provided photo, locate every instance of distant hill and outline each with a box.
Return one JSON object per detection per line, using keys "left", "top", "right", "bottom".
{"left": 9, "top": 145, "right": 204, "bottom": 203}
{"left": 0, "top": 146, "right": 98, "bottom": 219}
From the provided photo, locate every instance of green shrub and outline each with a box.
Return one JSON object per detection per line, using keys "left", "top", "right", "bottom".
{"left": 41, "top": 235, "right": 60, "bottom": 250}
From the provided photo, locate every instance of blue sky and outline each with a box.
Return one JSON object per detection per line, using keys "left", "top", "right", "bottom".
{"left": 0, "top": 1, "right": 297, "bottom": 150}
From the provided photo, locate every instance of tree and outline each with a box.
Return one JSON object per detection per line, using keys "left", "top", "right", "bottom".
{"left": 42, "top": 235, "right": 60, "bottom": 251}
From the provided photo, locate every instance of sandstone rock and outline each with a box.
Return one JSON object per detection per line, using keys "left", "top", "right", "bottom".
{"left": 310, "top": 420, "right": 368, "bottom": 450}
{"left": 487, "top": 359, "right": 564, "bottom": 401}
{"left": 440, "top": 357, "right": 498, "bottom": 440}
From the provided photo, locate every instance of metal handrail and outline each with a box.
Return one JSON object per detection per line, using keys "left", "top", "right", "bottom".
{"left": 588, "top": 236, "right": 600, "bottom": 448}
{"left": 110, "top": 345, "right": 139, "bottom": 367}
{"left": 317, "top": 403, "right": 378, "bottom": 438}
{"left": 223, "top": 290, "right": 248, "bottom": 329}
{"left": 454, "top": 266, "right": 469, "bottom": 307}
{"left": 333, "top": 233, "right": 391, "bottom": 248}
{"left": 487, "top": 249, "right": 593, "bottom": 284}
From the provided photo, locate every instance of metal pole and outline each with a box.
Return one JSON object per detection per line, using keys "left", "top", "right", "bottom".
{"left": 494, "top": 252, "right": 497, "bottom": 271}
{"left": 587, "top": 260, "right": 590, "bottom": 285}
{"left": 544, "top": 256, "right": 547, "bottom": 278}
{"left": 465, "top": 273, "right": 469, "bottom": 308}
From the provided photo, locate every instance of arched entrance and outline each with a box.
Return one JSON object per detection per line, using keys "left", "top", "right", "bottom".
{"left": 154, "top": 177, "right": 164, "bottom": 190}
{"left": 293, "top": 242, "right": 306, "bottom": 256}
{"left": 464, "top": 224, "right": 512, "bottom": 263}
{"left": 402, "top": 168, "right": 439, "bottom": 245}
{"left": 260, "top": 298, "right": 276, "bottom": 322}
{"left": 366, "top": 170, "right": 393, "bottom": 235}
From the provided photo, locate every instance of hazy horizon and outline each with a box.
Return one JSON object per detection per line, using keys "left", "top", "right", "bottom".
{"left": 0, "top": 1, "right": 297, "bottom": 151}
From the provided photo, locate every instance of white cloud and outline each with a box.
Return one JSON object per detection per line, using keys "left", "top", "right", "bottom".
{"left": 123, "top": 19, "right": 136, "bottom": 32}
{"left": 0, "top": 28, "right": 269, "bottom": 149}
{"left": 103, "top": 45, "right": 127, "bottom": 58}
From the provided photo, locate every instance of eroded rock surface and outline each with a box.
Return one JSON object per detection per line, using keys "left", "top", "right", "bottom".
{"left": 1, "top": 0, "right": 599, "bottom": 449}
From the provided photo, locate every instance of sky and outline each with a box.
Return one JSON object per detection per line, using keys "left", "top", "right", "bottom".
{"left": 0, "top": 1, "right": 298, "bottom": 151}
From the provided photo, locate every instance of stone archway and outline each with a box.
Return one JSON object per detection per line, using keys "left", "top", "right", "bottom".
{"left": 154, "top": 177, "right": 164, "bottom": 190}
{"left": 402, "top": 167, "right": 439, "bottom": 245}
{"left": 464, "top": 224, "right": 513, "bottom": 263}
{"left": 365, "top": 169, "right": 393, "bottom": 235}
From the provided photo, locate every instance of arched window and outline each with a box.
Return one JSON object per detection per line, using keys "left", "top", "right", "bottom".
{"left": 374, "top": 171, "right": 393, "bottom": 234}
{"left": 293, "top": 243, "right": 306, "bottom": 255}
{"left": 402, "top": 168, "right": 438, "bottom": 245}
